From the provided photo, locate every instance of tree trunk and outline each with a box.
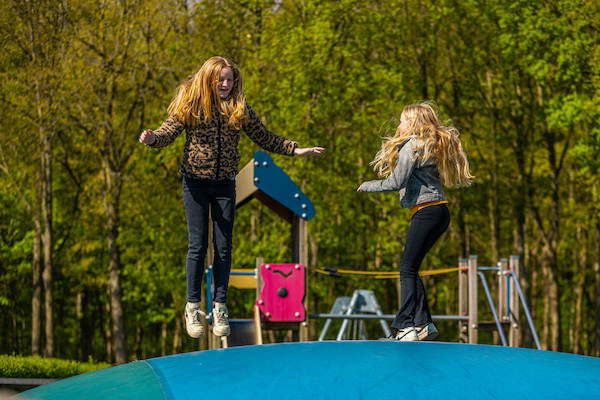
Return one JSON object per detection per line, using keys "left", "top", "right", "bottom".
{"left": 573, "top": 226, "right": 585, "bottom": 354}
{"left": 161, "top": 321, "right": 167, "bottom": 356}
{"left": 103, "top": 161, "right": 127, "bottom": 364}
{"left": 104, "top": 289, "right": 113, "bottom": 363}
{"left": 41, "top": 134, "right": 54, "bottom": 357}
{"left": 545, "top": 249, "right": 561, "bottom": 351}
{"left": 76, "top": 292, "right": 83, "bottom": 361}
{"left": 456, "top": 191, "right": 467, "bottom": 258}
{"left": 31, "top": 219, "right": 42, "bottom": 356}
{"left": 172, "top": 313, "right": 182, "bottom": 354}
{"left": 541, "top": 263, "right": 549, "bottom": 350}
{"left": 486, "top": 69, "right": 499, "bottom": 265}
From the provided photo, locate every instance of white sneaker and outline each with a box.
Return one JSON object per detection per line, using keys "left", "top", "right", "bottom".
{"left": 184, "top": 303, "right": 205, "bottom": 338}
{"left": 394, "top": 327, "right": 418, "bottom": 341}
{"left": 212, "top": 302, "right": 230, "bottom": 337}
{"left": 416, "top": 322, "right": 439, "bottom": 341}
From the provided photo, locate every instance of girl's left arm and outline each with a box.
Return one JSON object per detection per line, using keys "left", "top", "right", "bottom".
{"left": 358, "top": 141, "right": 417, "bottom": 192}
{"left": 242, "top": 103, "right": 298, "bottom": 155}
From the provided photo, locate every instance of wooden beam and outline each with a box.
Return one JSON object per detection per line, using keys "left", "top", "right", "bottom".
{"left": 254, "top": 191, "right": 293, "bottom": 222}
{"left": 235, "top": 158, "right": 258, "bottom": 207}
{"left": 458, "top": 258, "right": 468, "bottom": 343}
{"left": 468, "top": 255, "right": 478, "bottom": 344}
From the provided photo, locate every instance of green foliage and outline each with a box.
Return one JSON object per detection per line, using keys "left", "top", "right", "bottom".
{"left": 0, "top": 355, "right": 110, "bottom": 379}
{"left": 0, "top": 0, "right": 599, "bottom": 358}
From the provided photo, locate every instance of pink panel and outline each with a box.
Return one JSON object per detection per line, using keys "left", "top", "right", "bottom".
{"left": 256, "top": 264, "right": 305, "bottom": 322}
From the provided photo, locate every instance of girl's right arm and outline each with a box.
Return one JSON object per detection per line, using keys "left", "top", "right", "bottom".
{"left": 139, "top": 116, "right": 185, "bottom": 148}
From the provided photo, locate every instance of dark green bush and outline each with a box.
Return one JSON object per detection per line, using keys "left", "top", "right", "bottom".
{"left": 0, "top": 355, "right": 110, "bottom": 379}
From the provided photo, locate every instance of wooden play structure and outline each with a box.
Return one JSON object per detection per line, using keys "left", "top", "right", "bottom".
{"left": 203, "top": 151, "right": 311, "bottom": 349}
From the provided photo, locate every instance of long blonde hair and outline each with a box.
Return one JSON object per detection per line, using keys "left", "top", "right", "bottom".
{"left": 167, "top": 56, "right": 246, "bottom": 129}
{"left": 371, "top": 102, "right": 473, "bottom": 188}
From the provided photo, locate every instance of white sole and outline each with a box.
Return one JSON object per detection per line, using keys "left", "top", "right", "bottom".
{"left": 213, "top": 326, "right": 230, "bottom": 337}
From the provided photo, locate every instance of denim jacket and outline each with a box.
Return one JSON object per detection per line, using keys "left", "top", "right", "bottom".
{"left": 359, "top": 137, "right": 446, "bottom": 208}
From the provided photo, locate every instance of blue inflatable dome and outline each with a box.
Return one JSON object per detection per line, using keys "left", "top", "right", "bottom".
{"left": 18, "top": 341, "right": 600, "bottom": 399}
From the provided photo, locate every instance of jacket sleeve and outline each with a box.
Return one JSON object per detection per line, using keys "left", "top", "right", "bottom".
{"left": 359, "top": 140, "right": 417, "bottom": 192}
{"left": 147, "top": 115, "right": 185, "bottom": 148}
{"left": 242, "top": 103, "right": 297, "bottom": 156}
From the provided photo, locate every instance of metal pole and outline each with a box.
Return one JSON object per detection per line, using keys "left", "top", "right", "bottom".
{"left": 318, "top": 317, "right": 333, "bottom": 341}
{"left": 507, "top": 271, "right": 542, "bottom": 350}
{"left": 371, "top": 293, "right": 392, "bottom": 338}
{"left": 336, "top": 291, "right": 360, "bottom": 341}
{"left": 478, "top": 271, "right": 507, "bottom": 346}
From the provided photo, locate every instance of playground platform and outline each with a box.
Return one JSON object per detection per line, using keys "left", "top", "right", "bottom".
{"left": 18, "top": 341, "right": 600, "bottom": 399}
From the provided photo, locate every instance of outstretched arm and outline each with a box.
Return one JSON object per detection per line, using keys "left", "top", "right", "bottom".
{"left": 294, "top": 147, "right": 325, "bottom": 156}
{"left": 139, "top": 116, "right": 184, "bottom": 148}
{"left": 242, "top": 103, "right": 297, "bottom": 155}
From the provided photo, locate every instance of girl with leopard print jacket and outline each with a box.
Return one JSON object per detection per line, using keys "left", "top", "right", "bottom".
{"left": 139, "top": 56, "right": 323, "bottom": 340}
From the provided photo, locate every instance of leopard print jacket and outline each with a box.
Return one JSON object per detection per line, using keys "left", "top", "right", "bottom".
{"left": 147, "top": 102, "right": 298, "bottom": 180}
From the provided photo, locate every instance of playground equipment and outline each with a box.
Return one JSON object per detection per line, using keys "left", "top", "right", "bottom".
{"left": 203, "top": 151, "right": 311, "bottom": 348}
{"left": 205, "top": 260, "right": 306, "bottom": 348}
{"left": 201, "top": 151, "right": 538, "bottom": 349}
{"left": 312, "top": 255, "right": 541, "bottom": 349}
{"left": 318, "top": 290, "right": 392, "bottom": 340}
{"left": 19, "top": 341, "right": 600, "bottom": 399}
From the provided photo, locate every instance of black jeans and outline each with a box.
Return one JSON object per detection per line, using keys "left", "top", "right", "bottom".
{"left": 391, "top": 204, "right": 450, "bottom": 330}
{"left": 182, "top": 176, "right": 236, "bottom": 304}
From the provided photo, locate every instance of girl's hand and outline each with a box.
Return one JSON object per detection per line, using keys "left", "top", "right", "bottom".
{"left": 139, "top": 129, "right": 156, "bottom": 145}
{"left": 294, "top": 147, "right": 325, "bottom": 156}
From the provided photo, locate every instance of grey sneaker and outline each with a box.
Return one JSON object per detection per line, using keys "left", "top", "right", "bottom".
{"left": 184, "top": 303, "right": 205, "bottom": 338}
{"left": 394, "top": 327, "right": 418, "bottom": 341}
{"left": 212, "top": 302, "right": 230, "bottom": 337}
{"left": 416, "top": 322, "right": 438, "bottom": 341}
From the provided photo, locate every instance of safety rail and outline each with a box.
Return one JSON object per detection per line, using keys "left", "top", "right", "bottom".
{"left": 506, "top": 270, "right": 542, "bottom": 350}
{"left": 478, "top": 271, "right": 508, "bottom": 346}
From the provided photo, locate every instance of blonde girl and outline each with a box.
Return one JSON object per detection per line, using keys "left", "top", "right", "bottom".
{"left": 140, "top": 56, "right": 323, "bottom": 339}
{"left": 358, "top": 102, "right": 472, "bottom": 341}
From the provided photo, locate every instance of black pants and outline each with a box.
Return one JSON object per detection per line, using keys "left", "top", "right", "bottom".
{"left": 391, "top": 204, "right": 450, "bottom": 330}
{"left": 182, "top": 176, "right": 236, "bottom": 304}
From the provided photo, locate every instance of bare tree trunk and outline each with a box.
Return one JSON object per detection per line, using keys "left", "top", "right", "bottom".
{"left": 135, "top": 322, "right": 142, "bottom": 360}
{"left": 161, "top": 321, "right": 167, "bottom": 356}
{"left": 32, "top": 220, "right": 43, "bottom": 356}
{"left": 455, "top": 191, "right": 467, "bottom": 258}
{"left": 41, "top": 133, "right": 54, "bottom": 357}
{"left": 486, "top": 70, "right": 499, "bottom": 265}
{"left": 172, "top": 314, "right": 182, "bottom": 354}
{"left": 573, "top": 226, "right": 585, "bottom": 354}
{"left": 547, "top": 260, "right": 561, "bottom": 351}
{"left": 103, "top": 161, "right": 127, "bottom": 364}
{"left": 105, "top": 288, "right": 113, "bottom": 364}
{"left": 541, "top": 263, "right": 549, "bottom": 350}
{"left": 76, "top": 292, "right": 85, "bottom": 361}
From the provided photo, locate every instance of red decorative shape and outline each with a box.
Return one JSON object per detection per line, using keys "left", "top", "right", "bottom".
{"left": 256, "top": 264, "right": 305, "bottom": 322}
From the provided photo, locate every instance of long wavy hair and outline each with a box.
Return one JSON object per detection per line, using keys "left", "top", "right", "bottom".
{"left": 370, "top": 102, "right": 473, "bottom": 188}
{"left": 167, "top": 56, "right": 246, "bottom": 129}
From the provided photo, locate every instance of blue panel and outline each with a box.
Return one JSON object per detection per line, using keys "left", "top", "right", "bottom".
{"left": 146, "top": 341, "right": 600, "bottom": 399}
{"left": 253, "top": 151, "right": 315, "bottom": 220}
